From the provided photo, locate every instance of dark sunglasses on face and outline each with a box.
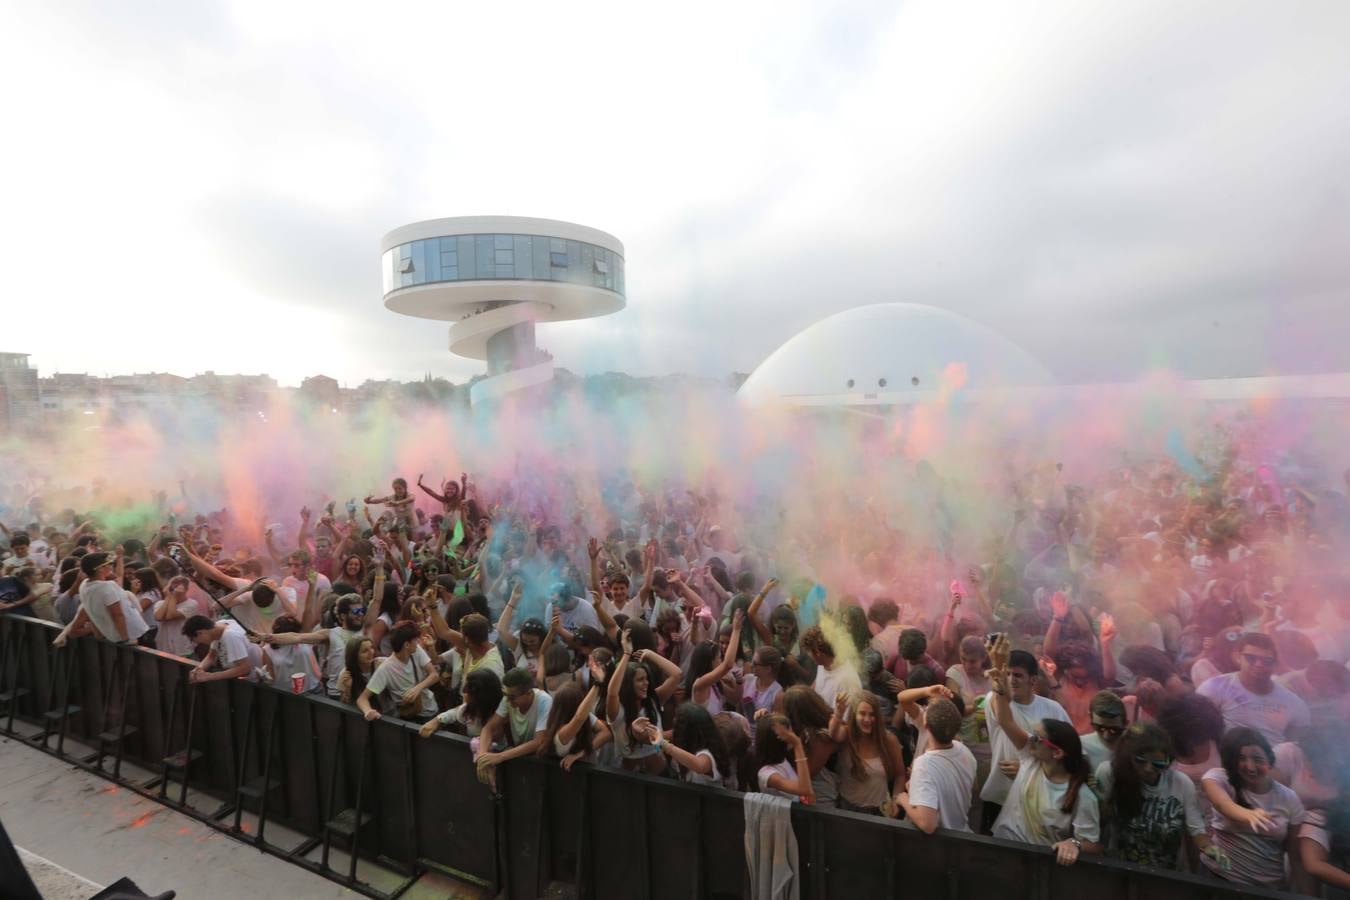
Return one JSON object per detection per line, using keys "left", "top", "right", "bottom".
{"left": 348, "top": 607, "right": 366, "bottom": 616}
{"left": 1092, "top": 721, "right": 1124, "bottom": 737}
{"left": 1134, "top": 755, "right": 1172, "bottom": 771}
{"left": 1241, "top": 653, "right": 1277, "bottom": 667}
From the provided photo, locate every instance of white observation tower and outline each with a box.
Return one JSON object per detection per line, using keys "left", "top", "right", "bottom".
{"left": 381, "top": 216, "right": 626, "bottom": 405}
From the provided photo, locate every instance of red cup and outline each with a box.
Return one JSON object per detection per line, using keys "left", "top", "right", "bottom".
{"left": 291, "top": 673, "right": 306, "bottom": 694}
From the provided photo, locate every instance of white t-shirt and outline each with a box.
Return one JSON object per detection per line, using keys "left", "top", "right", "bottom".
{"left": 980, "top": 692, "right": 1072, "bottom": 804}
{"left": 136, "top": 590, "right": 161, "bottom": 630}
{"left": 1201, "top": 767, "right": 1305, "bottom": 887}
{"left": 435, "top": 703, "right": 486, "bottom": 737}
{"left": 324, "top": 627, "right": 364, "bottom": 698}
{"left": 152, "top": 596, "right": 202, "bottom": 657}
{"left": 495, "top": 689, "right": 553, "bottom": 746}
{"left": 945, "top": 664, "right": 991, "bottom": 700}
{"left": 222, "top": 586, "right": 297, "bottom": 635}
{"left": 683, "top": 749, "right": 723, "bottom": 787}
{"left": 812, "top": 662, "right": 861, "bottom": 709}
{"left": 908, "top": 743, "right": 977, "bottom": 832}
{"left": 365, "top": 647, "right": 437, "bottom": 718}
{"left": 1079, "top": 731, "right": 1112, "bottom": 774}
{"left": 1196, "top": 672, "right": 1311, "bottom": 747}
{"left": 757, "top": 759, "right": 800, "bottom": 799}
{"left": 79, "top": 579, "right": 150, "bottom": 642}
{"left": 993, "top": 763, "right": 1101, "bottom": 845}
{"left": 265, "top": 643, "right": 321, "bottom": 692}
{"left": 213, "top": 620, "right": 263, "bottom": 680}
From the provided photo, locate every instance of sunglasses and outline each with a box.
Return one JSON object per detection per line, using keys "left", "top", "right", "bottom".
{"left": 1241, "top": 653, "right": 1277, "bottom": 667}
{"left": 348, "top": 607, "right": 366, "bottom": 616}
{"left": 1092, "top": 722, "right": 1125, "bottom": 737}
{"left": 1026, "top": 733, "right": 1062, "bottom": 752}
{"left": 1133, "top": 755, "right": 1172, "bottom": 771}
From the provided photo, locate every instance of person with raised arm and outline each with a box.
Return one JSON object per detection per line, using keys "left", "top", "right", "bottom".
{"left": 605, "top": 629, "right": 683, "bottom": 774}
{"left": 262, "top": 593, "right": 368, "bottom": 699}
{"left": 539, "top": 680, "right": 612, "bottom": 771}
{"left": 152, "top": 574, "right": 203, "bottom": 657}
{"left": 416, "top": 472, "right": 467, "bottom": 514}
{"left": 981, "top": 634, "right": 1072, "bottom": 833}
{"left": 898, "top": 698, "right": 978, "bottom": 833}
{"left": 364, "top": 477, "right": 417, "bottom": 528}
{"left": 754, "top": 714, "right": 815, "bottom": 803}
{"left": 828, "top": 690, "right": 906, "bottom": 816}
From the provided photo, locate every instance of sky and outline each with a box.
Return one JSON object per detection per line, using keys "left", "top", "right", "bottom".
{"left": 2, "top": 0, "right": 1348, "bottom": 388}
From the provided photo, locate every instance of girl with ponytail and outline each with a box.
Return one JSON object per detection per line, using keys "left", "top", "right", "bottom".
{"left": 992, "top": 717, "right": 1103, "bottom": 865}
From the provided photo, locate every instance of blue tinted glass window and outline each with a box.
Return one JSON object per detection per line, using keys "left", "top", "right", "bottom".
{"left": 550, "top": 251, "right": 568, "bottom": 268}
{"left": 458, "top": 236, "right": 475, "bottom": 279}
{"left": 410, "top": 240, "right": 426, "bottom": 285}
{"left": 495, "top": 264, "right": 514, "bottom": 277}
{"left": 424, "top": 241, "right": 441, "bottom": 282}
{"left": 443, "top": 266, "right": 457, "bottom": 280}
{"left": 533, "top": 237, "right": 550, "bottom": 278}
{"left": 565, "top": 241, "right": 582, "bottom": 282}
{"left": 580, "top": 244, "right": 594, "bottom": 284}
{"left": 476, "top": 236, "right": 494, "bottom": 277}
{"left": 494, "top": 234, "right": 513, "bottom": 250}
{"left": 550, "top": 238, "right": 565, "bottom": 253}
{"left": 494, "top": 248, "right": 513, "bottom": 265}
{"left": 514, "top": 235, "right": 532, "bottom": 278}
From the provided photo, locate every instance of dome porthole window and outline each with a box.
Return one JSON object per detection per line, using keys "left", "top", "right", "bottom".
{"left": 846, "top": 378, "right": 855, "bottom": 388}
{"left": 878, "top": 378, "right": 887, "bottom": 388}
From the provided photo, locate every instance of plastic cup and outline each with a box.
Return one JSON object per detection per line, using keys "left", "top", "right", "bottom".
{"left": 291, "top": 673, "right": 305, "bottom": 694}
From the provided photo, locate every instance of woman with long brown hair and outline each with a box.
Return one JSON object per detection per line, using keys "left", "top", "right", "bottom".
{"left": 780, "top": 685, "right": 841, "bottom": 809}
{"left": 828, "top": 690, "right": 905, "bottom": 816}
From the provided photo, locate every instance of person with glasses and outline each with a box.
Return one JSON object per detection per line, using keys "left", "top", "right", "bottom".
{"left": 1200, "top": 727, "right": 1305, "bottom": 889}
{"left": 1197, "top": 633, "right": 1310, "bottom": 746}
{"left": 991, "top": 718, "right": 1102, "bottom": 865}
{"left": 1079, "top": 691, "right": 1126, "bottom": 773}
{"left": 261, "top": 593, "right": 368, "bottom": 699}
{"left": 981, "top": 637, "right": 1072, "bottom": 833}
{"left": 1096, "top": 723, "right": 1226, "bottom": 870}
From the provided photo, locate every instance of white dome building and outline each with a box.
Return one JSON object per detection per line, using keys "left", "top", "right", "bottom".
{"left": 738, "top": 303, "right": 1053, "bottom": 406}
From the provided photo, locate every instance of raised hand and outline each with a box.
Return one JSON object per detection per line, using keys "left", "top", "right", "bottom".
{"left": 1038, "top": 655, "right": 1058, "bottom": 681}
{"left": 986, "top": 632, "right": 1012, "bottom": 672}
{"left": 587, "top": 537, "right": 601, "bottom": 561}
{"left": 1050, "top": 590, "right": 1069, "bottom": 620}
{"left": 1098, "top": 613, "right": 1117, "bottom": 643}
{"left": 967, "top": 565, "right": 981, "bottom": 586}
{"left": 761, "top": 578, "right": 779, "bottom": 594}
{"left": 300, "top": 506, "right": 311, "bottom": 521}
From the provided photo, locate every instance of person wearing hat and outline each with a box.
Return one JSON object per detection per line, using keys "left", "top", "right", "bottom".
{"left": 53, "top": 550, "right": 148, "bottom": 646}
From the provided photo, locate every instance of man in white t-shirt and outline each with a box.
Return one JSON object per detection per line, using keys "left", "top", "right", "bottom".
{"left": 1077, "top": 691, "right": 1127, "bottom": 774}
{"left": 152, "top": 575, "right": 204, "bottom": 657}
{"left": 475, "top": 668, "right": 554, "bottom": 777}
{"left": 280, "top": 551, "right": 330, "bottom": 625}
{"left": 1197, "top": 632, "right": 1310, "bottom": 746}
{"left": 184, "top": 616, "right": 263, "bottom": 682}
{"left": 357, "top": 623, "right": 438, "bottom": 721}
{"left": 75, "top": 551, "right": 149, "bottom": 643}
{"left": 899, "top": 698, "right": 977, "bottom": 833}
{"left": 981, "top": 649, "right": 1071, "bottom": 831}
{"left": 802, "top": 625, "right": 862, "bottom": 709}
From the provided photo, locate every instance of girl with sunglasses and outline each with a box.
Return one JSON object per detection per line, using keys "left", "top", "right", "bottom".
{"left": 1097, "top": 724, "right": 1226, "bottom": 870}
{"left": 992, "top": 717, "right": 1102, "bottom": 865}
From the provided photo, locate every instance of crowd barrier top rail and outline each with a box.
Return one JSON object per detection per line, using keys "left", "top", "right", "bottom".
{"left": 0, "top": 612, "right": 1303, "bottom": 900}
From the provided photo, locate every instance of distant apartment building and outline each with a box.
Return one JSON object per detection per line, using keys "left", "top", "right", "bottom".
{"left": 0, "top": 353, "right": 40, "bottom": 433}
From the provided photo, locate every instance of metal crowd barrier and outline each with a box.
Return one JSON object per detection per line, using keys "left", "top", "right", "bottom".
{"left": 0, "top": 613, "right": 1298, "bottom": 900}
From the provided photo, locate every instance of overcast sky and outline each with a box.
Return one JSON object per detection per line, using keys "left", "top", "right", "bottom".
{"left": 3, "top": 1, "right": 1347, "bottom": 387}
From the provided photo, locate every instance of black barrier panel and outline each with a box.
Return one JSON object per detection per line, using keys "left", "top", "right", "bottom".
{"left": 0, "top": 614, "right": 1311, "bottom": 900}
{"left": 410, "top": 732, "right": 497, "bottom": 884}
{"left": 502, "top": 754, "right": 552, "bottom": 900}
{"left": 585, "top": 767, "right": 651, "bottom": 899}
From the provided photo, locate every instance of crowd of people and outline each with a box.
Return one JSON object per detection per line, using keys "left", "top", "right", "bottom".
{"left": 3, "top": 451, "right": 1350, "bottom": 895}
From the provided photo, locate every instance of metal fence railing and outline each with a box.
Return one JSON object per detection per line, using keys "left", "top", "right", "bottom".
{"left": 0, "top": 613, "right": 1297, "bottom": 900}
